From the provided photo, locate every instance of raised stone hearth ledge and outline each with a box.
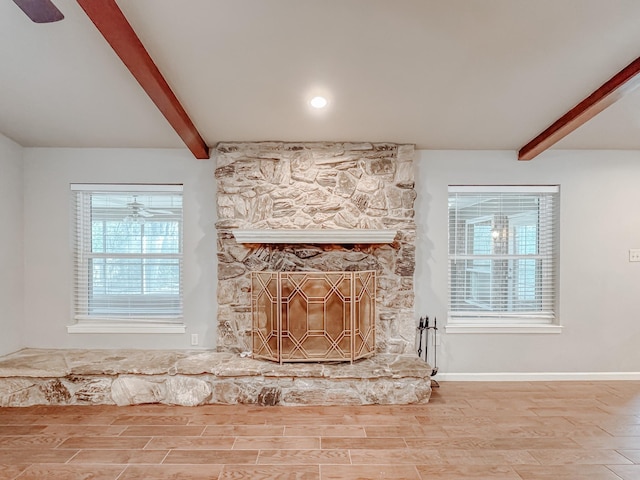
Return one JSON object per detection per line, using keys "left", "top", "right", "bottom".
{"left": 232, "top": 229, "right": 397, "bottom": 244}
{"left": 0, "top": 349, "right": 431, "bottom": 407}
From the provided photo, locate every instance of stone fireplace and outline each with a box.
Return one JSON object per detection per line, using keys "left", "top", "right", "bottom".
{"left": 215, "top": 142, "right": 417, "bottom": 357}
{"left": 0, "top": 142, "right": 428, "bottom": 408}
{"left": 0, "top": 143, "right": 428, "bottom": 407}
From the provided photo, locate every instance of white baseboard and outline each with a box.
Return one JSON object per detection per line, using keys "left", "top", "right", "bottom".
{"left": 435, "top": 372, "right": 640, "bottom": 381}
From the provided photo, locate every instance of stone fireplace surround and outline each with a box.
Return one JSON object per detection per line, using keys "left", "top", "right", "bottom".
{"left": 215, "top": 142, "right": 418, "bottom": 356}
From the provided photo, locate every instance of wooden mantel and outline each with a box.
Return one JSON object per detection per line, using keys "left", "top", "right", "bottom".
{"left": 232, "top": 229, "right": 397, "bottom": 244}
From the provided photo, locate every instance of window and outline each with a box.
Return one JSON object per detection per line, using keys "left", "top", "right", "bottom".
{"left": 448, "top": 186, "right": 559, "bottom": 330}
{"left": 70, "top": 184, "right": 184, "bottom": 332}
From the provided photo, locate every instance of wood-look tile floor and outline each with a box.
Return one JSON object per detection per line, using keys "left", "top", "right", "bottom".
{"left": 1, "top": 381, "right": 640, "bottom": 479}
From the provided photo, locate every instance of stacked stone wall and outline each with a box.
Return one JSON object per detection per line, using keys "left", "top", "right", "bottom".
{"left": 214, "top": 142, "right": 416, "bottom": 355}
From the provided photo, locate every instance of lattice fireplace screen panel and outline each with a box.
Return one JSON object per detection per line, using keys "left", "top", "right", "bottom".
{"left": 251, "top": 270, "right": 376, "bottom": 363}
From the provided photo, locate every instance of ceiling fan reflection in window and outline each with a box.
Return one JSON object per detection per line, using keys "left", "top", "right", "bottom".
{"left": 12, "top": 0, "right": 64, "bottom": 23}
{"left": 124, "top": 196, "right": 173, "bottom": 224}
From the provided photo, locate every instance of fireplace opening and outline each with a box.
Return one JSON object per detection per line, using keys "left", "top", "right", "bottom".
{"left": 251, "top": 270, "right": 376, "bottom": 363}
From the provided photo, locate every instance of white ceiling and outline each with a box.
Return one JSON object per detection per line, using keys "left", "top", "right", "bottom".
{"left": 2, "top": 0, "right": 640, "bottom": 154}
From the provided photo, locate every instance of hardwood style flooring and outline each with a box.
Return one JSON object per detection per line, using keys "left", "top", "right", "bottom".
{"left": 1, "top": 381, "right": 640, "bottom": 479}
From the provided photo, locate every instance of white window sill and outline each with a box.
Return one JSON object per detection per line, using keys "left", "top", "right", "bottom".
{"left": 67, "top": 322, "right": 186, "bottom": 334}
{"left": 445, "top": 324, "right": 563, "bottom": 334}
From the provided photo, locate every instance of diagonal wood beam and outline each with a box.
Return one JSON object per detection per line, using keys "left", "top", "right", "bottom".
{"left": 77, "top": 0, "right": 209, "bottom": 159}
{"left": 518, "top": 56, "right": 640, "bottom": 161}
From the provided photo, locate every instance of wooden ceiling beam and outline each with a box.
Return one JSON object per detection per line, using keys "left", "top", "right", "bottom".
{"left": 518, "top": 56, "right": 640, "bottom": 161}
{"left": 76, "top": 0, "right": 209, "bottom": 159}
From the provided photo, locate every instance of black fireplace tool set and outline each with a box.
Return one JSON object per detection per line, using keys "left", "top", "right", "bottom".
{"left": 417, "top": 316, "right": 439, "bottom": 387}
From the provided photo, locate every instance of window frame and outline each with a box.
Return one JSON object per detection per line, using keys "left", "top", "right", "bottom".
{"left": 446, "top": 185, "right": 562, "bottom": 334}
{"left": 67, "top": 184, "right": 186, "bottom": 334}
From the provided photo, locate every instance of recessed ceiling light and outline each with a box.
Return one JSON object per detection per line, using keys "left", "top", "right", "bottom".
{"left": 310, "top": 96, "right": 328, "bottom": 109}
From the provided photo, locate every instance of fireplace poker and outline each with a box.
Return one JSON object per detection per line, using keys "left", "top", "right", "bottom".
{"left": 424, "top": 316, "right": 429, "bottom": 365}
{"left": 431, "top": 316, "right": 438, "bottom": 377}
{"left": 417, "top": 316, "right": 425, "bottom": 358}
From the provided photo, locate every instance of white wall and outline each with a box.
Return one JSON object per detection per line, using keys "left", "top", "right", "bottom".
{"left": 416, "top": 150, "right": 640, "bottom": 375}
{"left": 0, "top": 134, "right": 24, "bottom": 356}
{"left": 22, "top": 148, "right": 217, "bottom": 349}
{"left": 18, "top": 146, "right": 640, "bottom": 375}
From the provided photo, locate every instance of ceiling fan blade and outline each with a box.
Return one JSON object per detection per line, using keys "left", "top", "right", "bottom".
{"left": 12, "top": 0, "right": 64, "bottom": 23}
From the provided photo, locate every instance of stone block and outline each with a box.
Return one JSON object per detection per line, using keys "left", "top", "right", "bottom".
{"left": 259, "top": 159, "right": 279, "bottom": 183}
{"left": 164, "top": 376, "right": 212, "bottom": 406}
{"left": 402, "top": 189, "right": 418, "bottom": 209}
{"left": 356, "top": 175, "right": 381, "bottom": 193}
{"left": 291, "top": 168, "right": 318, "bottom": 183}
{"left": 395, "top": 245, "right": 416, "bottom": 277}
{"left": 314, "top": 154, "right": 356, "bottom": 166}
{"left": 385, "top": 186, "right": 403, "bottom": 209}
{"left": 333, "top": 204, "right": 361, "bottom": 228}
{"left": 281, "top": 380, "right": 363, "bottom": 406}
{"left": 0, "top": 378, "right": 38, "bottom": 407}
{"left": 292, "top": 247, "right": 323, "bottom": 259}
{"left": 335, "top": 171, "right": 357, "bottom": 198}
{"left": 291, "top": 150, "right": 314, "bottom": 171}
{"left": 215, "top": 164, "right": 235, "bottom": 179}
{"left": 210, "top": 381, "right": 243, "bottom": 404}
{"left": 234, "top": 160, "right": 265, "bottom": 181}
{"left": 394, "top": 161, "right": 415, "bottom": 189}
{"left": 72, "top": 377, "right": 114, "bottom": 404}
{"left": 40, "top": 379, "right": 71, "bottom": 404}
{"left": 352, "top": 192, "right": 369, "bottom": 212}
{"left": 0, "top": 349, "right": 69, "bottom": 377}
{"left": 218, "top": 263, "right": 246, "bottom": 280}
{"left": 397, "top": 144, "right": 415, "bottom": 162}
{"left": 228, "top": 244, "right": 252, "bottom": 263}
{"left": 311, "top": 212, "right": 336, "bottom": 224}
{"left": 365, "top": 158, "right": 396, "bottom": 176}
{"left": 257, "top": 386, "right": 281, "bottom": 406}
{"left": 368, "top": 189, "right": 387, "bottom": 209}
{"left": 111, "top": 376, "right": 166, "bottom": 406}
{"left": 275, "top": 158, "right": 292, "bottom": 185}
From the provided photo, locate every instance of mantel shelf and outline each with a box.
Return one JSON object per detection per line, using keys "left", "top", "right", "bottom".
{"left": 232, "top": 229, "right": 397, "bottom": 244}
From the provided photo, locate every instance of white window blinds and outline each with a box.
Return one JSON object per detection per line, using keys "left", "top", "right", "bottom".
{"left": 448, "top": 186, "right": 559, "bottom": 324}
{"left": 71, "top": 184, "right": 183, "bottom": 323}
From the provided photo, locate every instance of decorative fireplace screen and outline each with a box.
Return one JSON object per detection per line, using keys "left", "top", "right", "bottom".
{"left": 251, "top": 270, "right": 376, "bottom": 363}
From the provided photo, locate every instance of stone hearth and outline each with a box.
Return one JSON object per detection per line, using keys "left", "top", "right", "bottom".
{"left": 0, "top": 349, "right": 431, "bottom": 407}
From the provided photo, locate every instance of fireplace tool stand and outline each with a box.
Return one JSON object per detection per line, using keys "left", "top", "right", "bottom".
{"left": 417, "top": 316, "right": 439, "bottom": 388}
